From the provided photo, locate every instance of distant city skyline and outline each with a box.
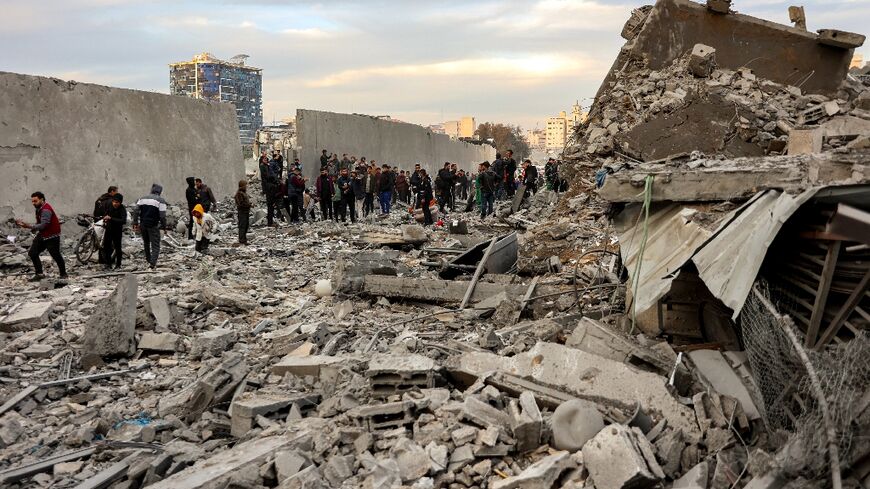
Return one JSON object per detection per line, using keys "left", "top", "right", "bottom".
{"left": 1, "top": 1, "right": 867, "bottom": 131}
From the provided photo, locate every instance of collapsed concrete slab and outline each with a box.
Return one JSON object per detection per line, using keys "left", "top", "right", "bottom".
{"left": 147, "top": 433, "right": 308, "bottom": 489}
{"left": 362, "top": 275, "right": 558, "bottom": 305}
{"left": 450, "top": 342, "right": 699, "bottom": 435}
{"left": 80, "top": 274, "right": 137, "bottom": 357}
{"left": 583, "top": 424, "right": 665, "bottom": 489}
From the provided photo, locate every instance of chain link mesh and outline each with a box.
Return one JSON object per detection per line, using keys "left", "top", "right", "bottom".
{"left": 739, "top": 279, "right": 870, "bottom": 480}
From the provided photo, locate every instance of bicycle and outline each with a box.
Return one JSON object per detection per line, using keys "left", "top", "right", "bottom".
{"left": 74, "top": 214, "right": 106, "bottom": 264}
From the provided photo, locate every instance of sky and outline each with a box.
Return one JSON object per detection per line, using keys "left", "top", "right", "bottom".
{"left": 1, "top": 0, "right": 868, "bottom": 131}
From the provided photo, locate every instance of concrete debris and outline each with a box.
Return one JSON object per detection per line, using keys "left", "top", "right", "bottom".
{"left": 491, "top": 451, "right": 574, "bottom": 489}
{"left": 689, "top": 44, "right": 716, "bottom": 78}
{"left": 0, "top": 301, "right": 53, "bottom": 332}
{"left": 550, "top": 399, "right": 605, "bottom": 452}
{"left": 80, "top": 274, "right": 138, "bottom": 357}
{"left": 583, "top": 424, "right": 665, "bottom": 489}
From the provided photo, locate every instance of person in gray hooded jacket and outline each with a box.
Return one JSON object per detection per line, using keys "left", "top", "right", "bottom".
{"left": 132, "top": 184, "right": 167, "bottom": 269}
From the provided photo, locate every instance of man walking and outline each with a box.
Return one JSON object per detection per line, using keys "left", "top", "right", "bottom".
{"left": 100, "top": 194, "right": 126, "bottom": 270}
{"left": 132, "top": 184, "right": 167, "bottom": 270}
{"left": 315, "top": 167, "right": 334, "bottom": 221}
{"left": 234, "top": 180, "right": 251, "bottom": 245}
{"left": 93, "top": 185, "right": 118, "bottom": 264}
{"left": 16, "top": 191, "right": 68, "bottom": 281}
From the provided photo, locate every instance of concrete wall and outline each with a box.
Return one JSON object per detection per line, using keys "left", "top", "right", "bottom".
{"left": 296, "top": 109, "right": 496, "bottom": 183}
{"left": 0, "top": 71, "right": 244, "bottom": 218}
{"left": 630, "top": 0, "right": 853, "bottom": 96}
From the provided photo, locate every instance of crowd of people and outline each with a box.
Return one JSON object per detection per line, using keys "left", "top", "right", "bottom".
{"left": 13, "top": 150, "right": 563, "bottom": 281}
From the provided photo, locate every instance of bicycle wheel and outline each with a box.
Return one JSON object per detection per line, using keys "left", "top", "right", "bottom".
{"left": 75, "top": 230, "right": 97, "bottom": 264}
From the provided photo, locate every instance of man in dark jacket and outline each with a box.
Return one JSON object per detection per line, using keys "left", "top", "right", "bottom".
{"left": 93, "top": 186, "right": 118, "bottom": 219}
{"left": 337, "top": 168, "right": 356, "bottom": 223}
{"left": 477, "top": 162, "right": 497, "bottom": 219}
{"left": 195, "top": 178, "right": 217, "bottom": 212}
{"left": 315, "top": 168, "right": 334, "bottom": 220}
{"left": 395, "top": 170, "right": 410, "bottom": 205}
{"left": 504, "top": 149, "right": 518, "bottom": 198}
{"left": 351, "top": 170, "right": 364, "bottom": 219}
{"left": 417, "top": 169, "right": 434, "bottom": 225}
{"left": 320, "top": 149, "right": 329, "bottom": 169}
{"left": 522, "top": 159, "right": 539, "bottom": 198}
{"left": 185, "top": 177, "right": 197, "bottom": 238}
{"left": 100, "top": 193, "right": 127, "bottom": 269}
{"left": 15, "top": 191, "right": 68, "bottom": 281}
{"left": 437, "top": 162, "right": 454, "bottom": 213}
{"left": 259, "top": 156, "right": 278, "bottom": 226}
{"left": 131, "top": 184, "right": 167, "bottom": 270}
{"left": 378, "top": 164, "right": 395, "bottom": 214}
{"left": 234, "top": 180, "right": 251, "bottom": 245}
{"left": 288, "top": 168, "right": 307, "bottom": 222}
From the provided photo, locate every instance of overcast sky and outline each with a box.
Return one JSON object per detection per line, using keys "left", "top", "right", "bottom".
{"left": 1, "top": 0, "right": 867, "bottom": 130}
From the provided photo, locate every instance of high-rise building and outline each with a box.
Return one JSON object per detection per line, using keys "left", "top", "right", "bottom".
{"left": 170, "top": 53, "right": 263, "bottom": 146}
{"left": 546, "top": 111, "right": 568, "bottom": 150}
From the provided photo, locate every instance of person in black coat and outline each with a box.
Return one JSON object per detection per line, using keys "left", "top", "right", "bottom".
{"left": 185, "top": 177, "right": 197, "bottom": 238}
{"left": 418, "top": 169, "right": 434, "bottom": 225}
{"left": 100, "top": 194, "right": 127, "bottom": 270}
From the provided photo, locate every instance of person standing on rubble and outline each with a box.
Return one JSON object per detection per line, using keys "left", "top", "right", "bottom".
{"left": 437, "top": 162, "right": 454, "bottom": 213}
{"left": 337, "top": 168, "right": 357, "bottom": 223}
{"left": 269, "top": 151, "right": 284, "bottom": 181}
{"left": 395, "top": 170, "right": 410, "bottom": 206}
{"left": 477, "top": 162, "right": 496, "bottom": 219}
{"left": 417, "top": 169, "right": 434, "bottom": 225}
{"left": 100, "top": 193, "right": 126, "bottom": 269}
{"left": 490, "top": 153, "right": 504, "bottom": 200}
{"left": 194, "top": 178, "right": 217, "bottom": 213}
{"left": 259, "top": 155, "right": 278, "bottom": 227}
{"left": 315, "top": 167, "right": 334, "bottom": 221}
{"left": 544, "top": 158, "right": 558, "bottom": 191}
{"left": 185, "top": 177, "right": 198, "bottom": 239}
{"left": 234, "top": 180, "right": 251, "bottom": 245}
{"left": 289, "top": 167, "right": 307, "bottom": 222}
{"left": 378, "top": 164, "right": 395, "bottom": 214}
{"left": 362, "top": 166, "right": 378, "bottom": 218}
{"left": 131, "top": 184, "right": 167, "bottom": 270}
{"left": 503, "top": 149, "right": 518, "bottom": 199}
{"left": 456, "top": 170, "right": 469, "bottom": 201}
{"left": 92, "top": 185, "right": 118, "bottom": 264}
{"left": 351, "top": 170, "right": 364, "bottom": 219}
{"left": 15, "top": 191, "right": 68, "bottom": 281}
{"left": 191, "top": 204, "right": 216, "bottom": 254}
{"left": 521, "top": 159, "right": 539, "bottom": 198}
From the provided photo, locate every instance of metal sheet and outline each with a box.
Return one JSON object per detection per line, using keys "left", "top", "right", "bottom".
{"left": 691, "top": 189, "right": 819, "bottom": 319}
{"left": 615, "top": 203, "right": 714, "bottom": 315}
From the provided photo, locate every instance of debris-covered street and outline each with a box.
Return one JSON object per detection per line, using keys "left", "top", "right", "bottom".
{"left": 1, "top": 0, "right": 869, "bottom": 488}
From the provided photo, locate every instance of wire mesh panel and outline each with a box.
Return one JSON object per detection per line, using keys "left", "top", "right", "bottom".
{"left": 739, "top": 280, "right": 870, "bottom": 481}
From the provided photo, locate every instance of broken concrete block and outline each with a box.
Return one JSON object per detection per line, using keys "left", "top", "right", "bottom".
{"left": 158, "top": 353, "right": 248, "bottom": 422}
{"left": 81, "top": 274, "right": 137, "bottom": 357}
{"left": 54, "top": 461, "right": 84, "bottom": 477}
{"left": 426, "top": 442, "right": 448, "bottom": 474}
{"left": 281, "top": 464, "right": 325, "bottom": 489}
{"left": 550, "top": 399, "right": 604, "bottom": 452}
{"left": 231, "top": 392, "right": 313, "bottom": 438}
{"left": 654, "top": 428, "right": 685, "bottom": 478}
{"left": 401, "top": 224, "right": 428, "bottom": 243}
{"left": 20, "top": 344, "right": 54, "bottom": 358}
{"left": 687, "top": 350, "right": 761, "bottom": 420}
{"left": 349, "top": 400, "right": 416, "bottom": 431}
{"left": 689, "top": 44, "right": 716, "bottom": 77}
{"left": 271, "top": 354, "right": 343, "bottom": 378}
{"left": 189, "top": 328, "right": 237, "bottom": 359}
{"left": 492, "top": 451, "right": 573, "bottom": 489}
{"left": 367, "top": 353, "right": 436, "bottom": 398}
{"left": 510, "top": 391, "right": 542, "bottom": 452}
{"left": 200, "top": 284, "right": 257, "bottom": 311}
{"left": 816, "top": 29, "right": 866, "bottom": 49}
{"left": 706, "top": 0, "right": 730, "bottom": 13}
{"left": 583, "top": 424, "right": 665, "bottom": 489}
{"left": 673, "top": 461, "right": 709, "bottom": 488}
{"left": 787, "top": 127, "right": 823, "bottom": 155}
{"left": 391, "top": 438, "right": 430, "bottom": 482}
{"left": 451, "top": 425, "right": 478, "bottom": 446}
{"left": 322, "top": 454, "right": 354, "bottom": 487}
{"left": 138, "top": 332, "right": 181, "bottom": 352}
{"left": 447, "top": 444, "right": 475, "bottom": 472}
{"left": 0, "top": 301, "right": 53, "bottom": 332}
{"left": 0, "top": 412, "right": 25, "bottom": 447}
{"left": 461, "top": 396, "right": 511, "bottom": 432}
{"left": 146, "top": 296, "right": 172, "bottom": 330}
{"left": 332, "top": 250, "right": 407, "bottom": 293}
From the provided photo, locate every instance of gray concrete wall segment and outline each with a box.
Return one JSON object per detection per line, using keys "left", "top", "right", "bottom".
{"left": 296, "top": 109, "right": 495, "bottom": 184}
{"left": 0, "top": 71, "right": 244, "bottom": 218}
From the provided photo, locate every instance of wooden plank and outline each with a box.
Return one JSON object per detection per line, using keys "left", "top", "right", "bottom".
{"left": 460, "top": 237, "right": 498, "bottom": 309}
{"left": 807, "top": 241, "right": 840, "bottom": 347}
{"left": 512, "top": 276, "right": 540, "bottom": 324}
{"left": 815, "top": 268, "right": 870, "bottom": 349}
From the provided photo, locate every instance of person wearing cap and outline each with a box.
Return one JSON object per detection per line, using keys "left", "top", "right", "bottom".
{"left": 100, "top": 193, "right": 127, "bottom": 270}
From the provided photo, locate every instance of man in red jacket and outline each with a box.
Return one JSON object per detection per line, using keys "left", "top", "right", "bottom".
{"left": 15, "top": 191, "right": 68, "bottom": 281}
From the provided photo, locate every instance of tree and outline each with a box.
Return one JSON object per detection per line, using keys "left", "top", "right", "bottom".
{"left": 474, "top": 122, "right": 530, "bottom": 160}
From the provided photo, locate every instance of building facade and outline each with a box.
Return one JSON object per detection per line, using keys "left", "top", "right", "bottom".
{"left": 546, "top": 111, "right": 568, "bottom": 151}
{"left": 443, "top": 116, "right": 476, "bottom": 139}
{"left": 170, "top": 53, "right": 263, "bottom": 146}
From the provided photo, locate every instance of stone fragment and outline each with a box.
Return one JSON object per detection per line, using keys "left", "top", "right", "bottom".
{"left": 583, "top": 424, "right": 664, "bottom": 489}
{"left": 426, "top": 442, "right": 448, "bottom": 474}
{"left": 447, "top": 444, "right": 475, "bottom": 472}
{"left": 200, "top": 285, "right": 257, "bottom": 311}
{"left": 401, "top": 224, "right": 428, "bottom": 243}
{"left": 654, "top": 429, "right": 685, "bottom": 478}
{"left": 322, "top": 455, "right": 354, "bottom": 487}
{"left": 689, "top": 44, "right": 716, "bottom": 77}
{"left": 146, "top": 296, "right": 172, "bottom": 330}
{"left": 510, "top": 391, "right": 542, "bottom": 452}
{"left": 190, "top": 328, "right": 237, "bottom": 359}
{"left": 461, "top": 396, "right": 510, "bottom": 432}
{"left": 787, "top": 127, "right": 823, "bottom": 155}
{"left": 0, "top": 412, "right": 25, "bottom": 446}
{"left": 706, "top": 0, "right": 730, "bottom": 14}
{"left": 138, "top": 332, "right": 181, "bottom": 352}
{"left": 392, "top": 438, "right": 430, "bottom": 482}
{"left": 673, "top": 461, "right": 709, "bottom": 488}
{"left": 20, "top": 344, "right": 54, "bottom": 358}
{"left": 281, "top": 465, "right": 325, "bottom": 489}
{"left": 492, "top": 451, "right": 572, "bottom": 489}
{"left": 0, "top": 301, "right": 53, "bottom": 332}
{"left": 451, "top": 425, "right": 478, "bottom": 446}
{"left": 54, "top": 461, "right": 84, "bottom": 476}
{"left": 81, "top": 275, "right": 137, "bottom": 357}
{"left": 550, "top": 399, "right": 605, "bottom": 452}
{"left": 816, "top": 29, "right": 866, "bottom": 49}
